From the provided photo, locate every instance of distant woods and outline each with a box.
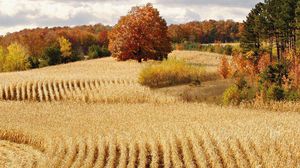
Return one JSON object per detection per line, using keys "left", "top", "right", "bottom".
{"left": 0, "top": 21, "right": 243, "bottom": 58}
{"left": 0, "top": 24, "right": 111, "bottom": 71}
{"left": 168, "top": 20, "right": 243, "bottom": 44}
{"left": 0, "top": 4, "right": 244, "bottom": 71}
{"left": 0, "top": 24, "right": 111, "bottom": 59}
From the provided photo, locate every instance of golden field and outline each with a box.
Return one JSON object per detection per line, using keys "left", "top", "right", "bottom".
{"left": 0, "top": 51, "right": 300, "bottom": 168}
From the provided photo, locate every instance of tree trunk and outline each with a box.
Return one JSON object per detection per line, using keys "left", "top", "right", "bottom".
{"left": 138, "top": 57, "right": 142, "bottom": 63}
{"left": 137, "top": 47, "right": 142, "bottom": 63}
{"left": 276, "top": 34, "right": 281, "bottom": 62}
{"left": 269, "top": 36, "right": 273, "bottom": 63}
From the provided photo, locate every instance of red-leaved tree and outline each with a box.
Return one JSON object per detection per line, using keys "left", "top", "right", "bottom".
{"left": 108, "top": 3, "right": 172, "bottom": 62}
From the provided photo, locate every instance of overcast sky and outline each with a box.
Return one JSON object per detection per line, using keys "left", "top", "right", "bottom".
{"left": 0, "top": 0, "right": 262, "bottom": 35}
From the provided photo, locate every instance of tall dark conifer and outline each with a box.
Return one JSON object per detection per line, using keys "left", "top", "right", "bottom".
{"left": 240, "top": 3, "right": 265, "bottom": 58}
{"left": 241, "top": 0, "right": 299, "bottom": 62}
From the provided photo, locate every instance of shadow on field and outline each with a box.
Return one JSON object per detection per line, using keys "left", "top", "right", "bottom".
{"left": 157, "top": 79, "right": 233, "bottom": 104}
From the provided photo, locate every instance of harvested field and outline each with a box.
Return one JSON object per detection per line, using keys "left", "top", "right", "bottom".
{"left": 0, "top": 51, "right": 299, "bottom": 167}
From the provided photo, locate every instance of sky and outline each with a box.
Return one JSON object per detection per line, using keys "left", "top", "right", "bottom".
{"left": 0, "top": 0, "right": 262, "bottom": 35}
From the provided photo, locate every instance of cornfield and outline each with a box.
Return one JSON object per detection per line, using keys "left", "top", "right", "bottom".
{"left": 1, "top": 102, "right": 300, "bottom": 168}
{"left": 0, "top": 79, "right": 176, "bottom": 103}
{"left": 0, "top": 52, "right": 300, "bottom": 167}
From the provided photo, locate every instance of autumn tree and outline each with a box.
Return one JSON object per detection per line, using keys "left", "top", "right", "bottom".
{"left": 109, "top": 3, "right": 172, "bottom": 62}
{"left": 0, "top": 46, "right": 5, "bottom": 71}
{"left": 58, "top": 36, "right": 72, "bottom": 58}
{"left": 98, "top": 31, "right": 109, "bottom": 47}
{"left": 4, "top": 43, "right": 29, "bottom": 71}
{"left": 219, "top": 56, "right": 231, "bottom": 79}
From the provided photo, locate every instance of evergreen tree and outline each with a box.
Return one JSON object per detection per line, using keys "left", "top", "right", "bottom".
{"left": 241, "top": 0, "right": 298, "bottom": 62}
{"left": 241, "top": 3, "right": 265, "bottom": 57}
{"left": 296, "top": 1, "right": 300, "bottom": 51}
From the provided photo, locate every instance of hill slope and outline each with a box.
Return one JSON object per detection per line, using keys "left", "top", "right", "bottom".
{"left": 0, "top": 51, "right": 300, "bottom": 167}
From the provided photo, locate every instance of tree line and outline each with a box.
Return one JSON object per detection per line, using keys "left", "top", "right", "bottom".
{"left": 0, "top": 20, "right": 243, "bottom": 57}
{"left": 0, "top": 24, "right": 111, "bottom": 58}
{"left": 0, "top": 24, "right": 111, "bottom": 71}
{"left": 168, "top": 20, "right": 243, "bottom": 44}
{"left": 0, "top": 3, "right": 244, "bottom": 71}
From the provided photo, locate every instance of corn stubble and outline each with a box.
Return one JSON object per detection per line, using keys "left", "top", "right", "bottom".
{"left": 0, "top": 79, "right": 176, "bottom": 104}
{"left": 0, "top": 101, "right": 299, "bottom": 168}
{"left": 0, "top": 52, "right": 300, "bottom": 167}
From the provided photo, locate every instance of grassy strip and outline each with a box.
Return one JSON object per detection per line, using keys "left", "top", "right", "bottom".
{"left": 139, "top": 58, "right": 218, "bottom": 88}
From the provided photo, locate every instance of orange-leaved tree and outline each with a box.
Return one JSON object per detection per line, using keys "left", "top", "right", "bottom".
{"left": 108, "top": 3, "right": 172, "bottom": 62}
{"left": 218, "top": 56, "right": 231, "bottom": 79}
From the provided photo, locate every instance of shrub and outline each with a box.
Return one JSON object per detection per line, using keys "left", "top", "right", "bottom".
{"left": 208, "top": 45, "right": 215, "bottom": 52}
{"left": 223, "top": 78, "right": 256, "bottom": 105}
{"left": 3, "top": 43, "right": 30, "bottom": 72}
{"left": 266, "top": 85, "right": 285, "bottom": 101}
{"left": 234, "top": 76, "right": 248, "bottom": 90}
{"left": 288, "top": 59, "right": 300, "bottom": 89}
{"left": 88, "top": 45, "right": 101, "bottom": 59}
{"left": 175, "top": 43, "right": 184, "bottom": 50}
{"left": 101, "top": 47, "right": 111, "bottom": 57}
{"left": 223, "top": 86, "right": 256, "bottom": 105}
{"left": 72, "top": 47, "right": 85, "bottom": 60}
{"left": 139, "top": 59, "right": 213, "bottom": 88}
{"left": 257, "top": 53, "right": 272, "bottom": 73}
{"left": 218, "top": 56, "right": 231, "bottom": 79}
{"left": 285, "top": 90, "right": 300, "bottom": 101}
{"left": 222, "top": 85, "right": 241, "bottom": 105}
{"left": 224, "top": 45, "right": 233, "bottom": 55}
{"left": 259, "top": 63, "right": 289, "bottom": 87}
{"left": 171, "top": 42, "right": 237, "bottom": 55}
{"left": 28, "top": 56, "right": 40, "bottom": 69}
{"left": 88, "top": 45, "right": 111, "bottom": 59}
{"left": 214, "top": 44, "right": 223, "bottom": 54}
{"left": 40, "top": 44, "right": 62, "bottom": 67}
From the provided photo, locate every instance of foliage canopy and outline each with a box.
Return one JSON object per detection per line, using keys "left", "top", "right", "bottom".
{"left": 109, "top": 3, "right": 172, "bottom": 62}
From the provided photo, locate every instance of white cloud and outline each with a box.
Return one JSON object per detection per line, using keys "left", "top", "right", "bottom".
{"left": 0, "top": 0, "right": 261, "bottom": 35}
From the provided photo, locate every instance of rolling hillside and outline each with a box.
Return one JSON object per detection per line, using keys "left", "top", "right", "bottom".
{"left": 0, "top": 51, "right": 300, "bottom": 167}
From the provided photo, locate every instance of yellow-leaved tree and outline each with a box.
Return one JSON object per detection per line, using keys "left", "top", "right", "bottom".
{"left": 0, "top": 46, "right": 5, "bottom": 72}
{"left": 4, "top": 43, "right": 29, "bottom": 72}
{"left": 58, "top": 37, "right": 72, "bottom": 58}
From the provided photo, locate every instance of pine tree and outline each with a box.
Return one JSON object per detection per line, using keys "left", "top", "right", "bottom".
{"left": 241, "top": 0, "right": 298, "bottom": 63}
{"left": 296, "top": 1, "right": 300, "bottom": 51}
{"left": 240, "top": 3, "right": 265, "bottom": 57}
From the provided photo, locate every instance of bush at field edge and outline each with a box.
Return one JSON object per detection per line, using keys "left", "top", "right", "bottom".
{"left": 138, "top": 58, "right": 218, "bottom": 88}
